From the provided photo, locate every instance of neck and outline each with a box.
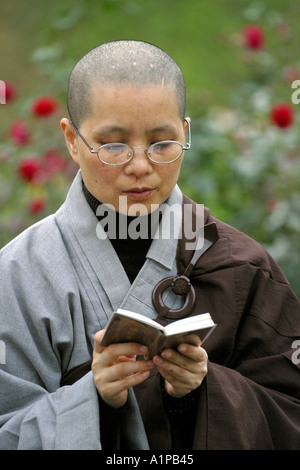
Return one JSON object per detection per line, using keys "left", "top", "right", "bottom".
{"left": 82, "top": 179, "right": 157, "bottom": 283}
{"left": 82, "top": 179, "right": 161, "bottom": 239}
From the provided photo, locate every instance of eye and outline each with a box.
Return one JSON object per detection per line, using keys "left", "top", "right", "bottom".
{"left": 152, "top": 141, "right": 172, "bottom": 151}
{"left": 102, "top": 143, "right": 127, "bottom": 153}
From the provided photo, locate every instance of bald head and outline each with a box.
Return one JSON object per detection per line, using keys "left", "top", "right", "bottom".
{"left": 67, "top": 40, "right": 186, "bottom": 128}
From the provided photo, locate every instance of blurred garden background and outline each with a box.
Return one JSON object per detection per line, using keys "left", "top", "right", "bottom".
{"left": 1, "top": 0, "right": 299, "bottom": 297}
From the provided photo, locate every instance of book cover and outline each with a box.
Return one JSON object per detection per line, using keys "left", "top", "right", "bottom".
{"left": 100, "top": 309, "right": 216, "bottom": 358}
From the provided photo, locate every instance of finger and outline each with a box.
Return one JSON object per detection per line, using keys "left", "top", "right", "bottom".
{"left": 100, "top": 369, "right": 151, "bottom": 405}
{"left": 116, "top": 354, "right": 137, "bottom": 363}
{"left": 93, "top": 350, "right": 154, "bottom": 386}
{"left": 154, "top": 356, "right": 191, "bottom": 384}
{"left": 94, "top": 330, "right": 106, "bottom": 353}
{"left": 97, "top": 360, "right": 153, "bottom": 399}
{"left": 96, "top": 341, "right": 149, "bottom": 365}
{"left": 153, "top": 348, "right": 207, "bottom": 384}
{"left": 157, "top": 359, "right": 207, "bottom": 396}
{"left": 106, "top": 358, "right": 154, "bottom": 382}
{"left": 177, "top": 343, "right": 207, "bottom": 362}
{"left": 158, "top": 346, "right": 205, "bottom": 372}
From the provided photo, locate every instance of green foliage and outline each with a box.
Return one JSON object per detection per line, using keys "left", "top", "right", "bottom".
{"left": 180, "top": 4, "right": 300, "bottom": 296}
{"left": 0, "top": 0, "right": 299, "bottom": 297}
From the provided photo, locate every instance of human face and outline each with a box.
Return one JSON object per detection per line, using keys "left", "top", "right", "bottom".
{"left": 61, "top": 83, "right": 189, "bottom": 215}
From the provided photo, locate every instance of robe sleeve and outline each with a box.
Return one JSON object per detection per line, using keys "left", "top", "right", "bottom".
{"left": 0, "top": 370, "right": 101, "bottom": 450}
{"left": 193, "top": 261, "right": 300, "bottom": 450}
{"left": 0, "top": 235, "right": 148, "bottom": 450}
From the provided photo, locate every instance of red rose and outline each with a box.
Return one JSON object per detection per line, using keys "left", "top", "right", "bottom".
{"left": 4, "top": 82, "right": 16, "bottom": 102}
{"left": 18, "top": 158, "right": 41, "bottom": 182}
{"left": 10, "top": 120, "right": 30, "bottom": 146}
{"left": 271, "top": 103, "right": 294, "bottom": 129}
{"left": 29, "top": 197, "right": 46, "bottom": 215}
{"left": 32, "top": 96, "right": 58, "bottom": 117}
{"left": 243, "top": 25, "right": 264, "bottom": 50}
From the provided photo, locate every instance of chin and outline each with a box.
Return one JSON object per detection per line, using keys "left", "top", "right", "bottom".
{"left": 127, "top": 203, "right": 152, "bottom": 217}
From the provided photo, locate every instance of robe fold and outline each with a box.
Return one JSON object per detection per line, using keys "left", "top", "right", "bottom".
{"left": 0, "top": 170, "right": 299, "bottom": 449}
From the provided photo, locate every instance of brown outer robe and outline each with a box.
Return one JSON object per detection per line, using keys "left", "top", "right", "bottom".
{"left": 133, "top": 194, "right": 300, "bottom": 450}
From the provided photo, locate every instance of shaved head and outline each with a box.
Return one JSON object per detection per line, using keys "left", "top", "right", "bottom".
{"left": 67, "top": 40, "right": 186, "bottom": 128}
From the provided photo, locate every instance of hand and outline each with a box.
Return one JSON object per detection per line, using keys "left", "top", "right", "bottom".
{"left": 153, "top": 339, "right": 208, "bottom": 398}
{"left": 92, "top": 330, "right": 154, "bottom": 408}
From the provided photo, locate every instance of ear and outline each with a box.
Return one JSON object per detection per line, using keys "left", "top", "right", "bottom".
{"left": 184, "top": 116, "right": 191, "bottom": 131}
{"left": 60, "top": 118, "right": 79, "bottom": 165}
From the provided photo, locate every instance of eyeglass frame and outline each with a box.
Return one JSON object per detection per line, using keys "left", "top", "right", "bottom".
{"left": 69, "top": 118, "right": 191, "bottom": 166}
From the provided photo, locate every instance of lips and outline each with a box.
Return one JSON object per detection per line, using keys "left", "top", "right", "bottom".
{"left": 123, "top": 188, "right": 154, "bottom": 200}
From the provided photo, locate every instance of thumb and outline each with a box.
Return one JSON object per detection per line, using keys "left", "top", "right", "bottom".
{"left": 94, "top": 329, "right": 106, "bottom": 353}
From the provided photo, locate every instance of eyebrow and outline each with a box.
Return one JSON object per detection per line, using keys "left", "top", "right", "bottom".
{"left": 92, "top": 123, "right": 179, "bottom": 139}
{"left": 149, "top": 124, "right": 178, "bottom": 135}
{"left": 92, "top": 126, "right": 129, "bottom": 138}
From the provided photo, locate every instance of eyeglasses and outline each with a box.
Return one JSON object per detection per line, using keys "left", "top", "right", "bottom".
{"left": 69, "top": 118, "right": 191, "bottom": 166}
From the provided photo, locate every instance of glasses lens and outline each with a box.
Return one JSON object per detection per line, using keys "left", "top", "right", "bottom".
{"left": 149, "top": 141, "right": 183, "bottom": 163}
{"left": 98, "top": 143, "right": 132, "bottom": 165}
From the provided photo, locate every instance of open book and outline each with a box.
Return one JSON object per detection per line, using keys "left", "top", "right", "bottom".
{"left": 100, "top": 308, "right": 216, "bottom": 358}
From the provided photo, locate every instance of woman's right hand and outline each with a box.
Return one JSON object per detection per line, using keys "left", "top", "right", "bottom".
{"left": 92, "top": 330, "right": 154, "bottom": 409}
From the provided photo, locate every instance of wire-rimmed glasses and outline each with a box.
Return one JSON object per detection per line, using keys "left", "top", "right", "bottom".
{"left": 69, "top": 118, "right": 191, "bottom": 166}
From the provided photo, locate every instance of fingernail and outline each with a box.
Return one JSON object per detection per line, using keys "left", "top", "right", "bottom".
{"left": 162, "top": 350, "right": 171, "bottom": 359}
{"left": 139, "top": 345, "right": 148, "bottom": 354}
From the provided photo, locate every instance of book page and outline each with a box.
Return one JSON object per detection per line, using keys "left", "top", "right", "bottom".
{"left": 116, "top": 309, "right": 164, "bottom": 330}
{"left": 164, "top": 312, "right": 214, "bottom": 335}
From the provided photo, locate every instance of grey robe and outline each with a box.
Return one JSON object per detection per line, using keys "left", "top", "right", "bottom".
{"left": 1, "top": 170, "right": 300, "bottom": 450}
{"left": 0, "top": 171, "right": 184, "bottom": 450}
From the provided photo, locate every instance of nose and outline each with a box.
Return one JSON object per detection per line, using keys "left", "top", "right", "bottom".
{"left": 123, "top": 147, "right": 153, "bottom": 177}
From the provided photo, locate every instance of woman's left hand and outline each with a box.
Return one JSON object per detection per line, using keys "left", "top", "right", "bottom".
{"left": 153, "top": 340, "right": 208, "bottom": 397}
